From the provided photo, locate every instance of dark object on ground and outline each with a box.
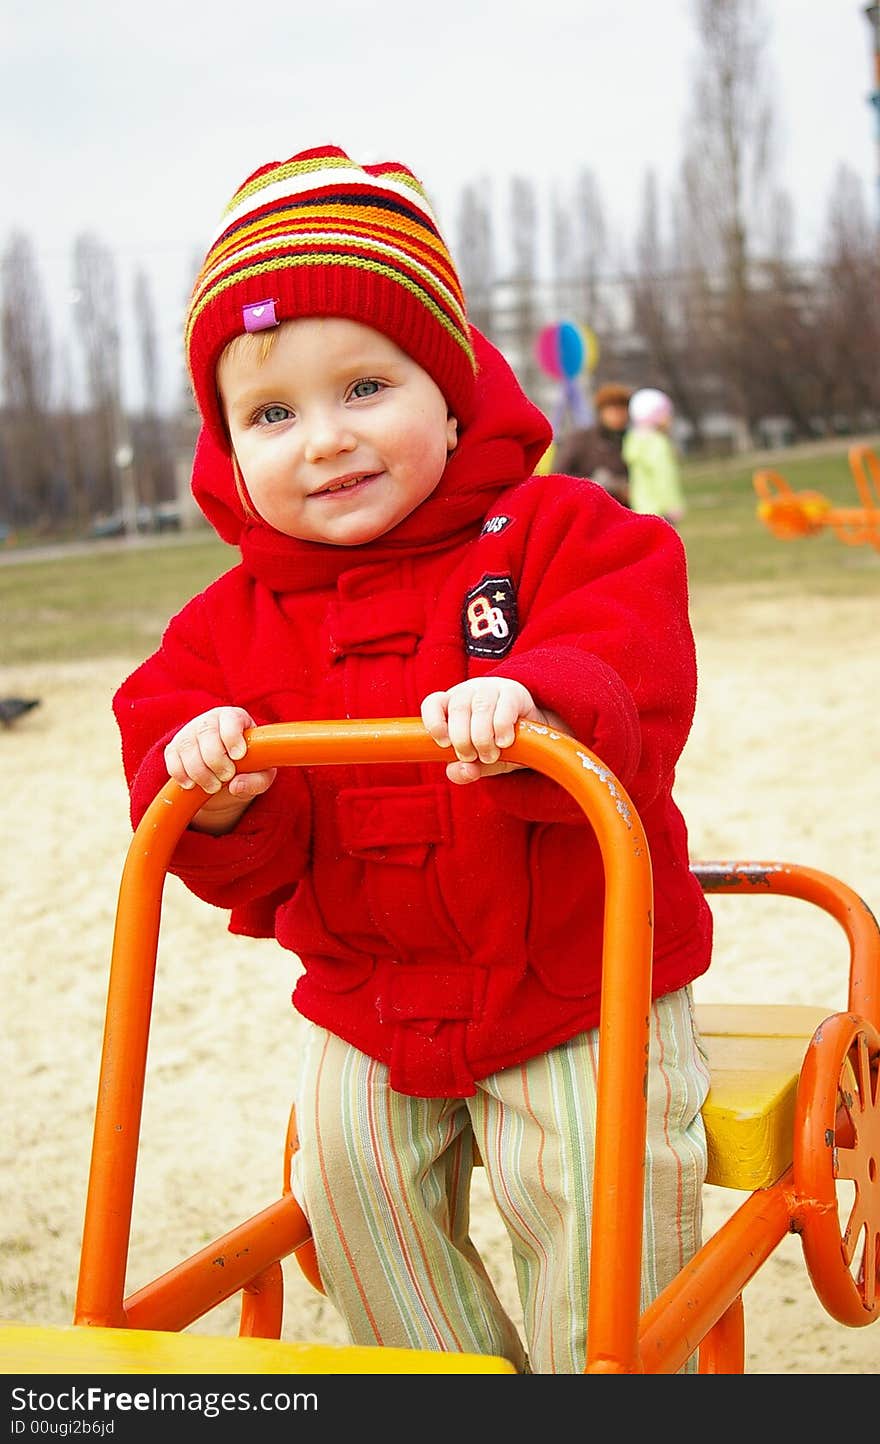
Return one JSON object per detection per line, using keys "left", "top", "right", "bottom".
{"left": 0, "top": 697, "right": 41, "bottom": 727}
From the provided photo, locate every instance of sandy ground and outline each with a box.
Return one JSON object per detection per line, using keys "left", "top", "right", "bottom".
{"left": 2, "top": 580, "right": 878, "bottom": 1375}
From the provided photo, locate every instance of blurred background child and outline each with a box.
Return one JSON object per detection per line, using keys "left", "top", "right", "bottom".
{"left": 553, "top": 381, "right": 633, "bottom": 507}
{"left": 623, "top": 388, "right": 685, "bottom": 526}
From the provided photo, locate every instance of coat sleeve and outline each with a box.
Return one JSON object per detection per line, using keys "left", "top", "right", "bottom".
{"left": 112, "top": 591, "right": 312, "bottom": 924}
{"left": 483, "top": 479, "right": 697, "bottom": 823}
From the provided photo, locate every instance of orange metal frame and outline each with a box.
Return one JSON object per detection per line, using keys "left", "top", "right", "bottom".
{"left": 73, "top": 718, "right": 880, "bottom": 1373}
{"left": 753, "top": 443, "right": 880, "bottom": 549}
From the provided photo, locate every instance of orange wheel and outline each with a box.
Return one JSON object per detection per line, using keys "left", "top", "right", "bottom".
{"left": 793, "top": 1013, "right": 880, "bottom": 1326}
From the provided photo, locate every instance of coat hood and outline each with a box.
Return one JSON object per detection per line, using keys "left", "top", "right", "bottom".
{"left": 190, "top": 327, "right": 552, "bottom": 591}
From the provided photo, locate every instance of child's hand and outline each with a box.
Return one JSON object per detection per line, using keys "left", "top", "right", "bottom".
{"left": 421, "top": 678, "right": 565, "bottom": 785}
{"left": 164, "top": 706, "right": 277, "bottom": 833}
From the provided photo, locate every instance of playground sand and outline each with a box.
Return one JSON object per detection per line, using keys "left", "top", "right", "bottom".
{"left": 2, "top": 583, "right": 878, "bottom": 1375}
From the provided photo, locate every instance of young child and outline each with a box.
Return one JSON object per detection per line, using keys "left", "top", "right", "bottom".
{"left": 622, "top": 387, "right": 686, "bottom": 526}
{"left": 113, "top": 144, "right": 713, "bottom": 1374}
{"left": 553, "top": 381, "right": 633, "bottom": 507}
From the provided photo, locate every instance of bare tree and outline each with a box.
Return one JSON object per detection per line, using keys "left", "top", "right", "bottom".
{"left": 455, "top": 181, "right": 495, "bottom": 339}
{"left": 55, "top": 342, "right": 90, "bottom": 531}
{"left": 133, "top": 267, "right": 174, "bottom": 509}
{"left": 134, "top": 270, "right": 159, "bottom": 420}
{"left": 72, "top": 233, "right": 137, "bottom": 525}
{"left": 0, "top": 231, "right": 56, "bottom": 526}
{"left": 818, "top": 164, "right": 880, "bottom": 426}
{"left": 678, "top": 0, "right": 776, "bottom": 444}
{"left": 736, "top": 187, "right": 826, "bottom": 441}
{"left": 747, "top": 169, "right": 880, "bottom": 440}
{"left": 506, "top": 176, "right": 541, "bottom": 401}
{"left": 630, "top": 172, "right": 705, "bottom": 445}
{"left": 572, "top": 168, "right": 609, "bottom": 338}
{"left": 550, "top": 185, "right": 575, "bottom": 295}
{"left": 169, "top": 251, "right": 206, "bottom": 530}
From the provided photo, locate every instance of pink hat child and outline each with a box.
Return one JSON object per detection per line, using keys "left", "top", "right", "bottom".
{"left": 628, "top": 388, "right": 674, "bottom": 429}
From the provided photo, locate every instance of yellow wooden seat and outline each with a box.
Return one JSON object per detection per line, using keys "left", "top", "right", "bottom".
{"left": 696, "top": 1003, "right": 828, "bottom": 1190}
{"left": 0, "top": 1320, "right": 516, "bottom": 1376}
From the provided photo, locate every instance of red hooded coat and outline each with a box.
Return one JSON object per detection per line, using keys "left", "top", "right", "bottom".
{"left": 113, "top": 331, "right": 712, "bottom": 1097}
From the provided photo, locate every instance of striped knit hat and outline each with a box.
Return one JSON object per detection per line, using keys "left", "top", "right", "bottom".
{"left": 185, "top": 144, "right": 477, "bottom": 446}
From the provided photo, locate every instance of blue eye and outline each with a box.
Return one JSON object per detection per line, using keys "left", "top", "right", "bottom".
{"left": 262, "top": 404, "right": 292, "bottom": 424}
{"left": 351, "top": 379, "right": 381, "bottom": 399}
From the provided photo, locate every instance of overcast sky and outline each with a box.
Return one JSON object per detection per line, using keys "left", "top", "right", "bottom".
{"left": 2, "top": 0, "right": 877, "bottom": 410}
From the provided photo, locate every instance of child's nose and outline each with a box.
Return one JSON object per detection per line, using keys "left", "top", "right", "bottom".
{"left": 302, "top": 410, "right": 357, "bottom": 463}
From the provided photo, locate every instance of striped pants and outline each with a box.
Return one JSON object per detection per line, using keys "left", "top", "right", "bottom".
{"left": 289, "top": 985, "right": 710, "bottom": 1374}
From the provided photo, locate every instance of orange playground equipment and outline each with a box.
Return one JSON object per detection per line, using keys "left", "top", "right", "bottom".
{"left": 753, "top": 443, "right": 880, "bottom": 549}
{"left": 2, "top": 719, "right": 878, "bottom": 1375}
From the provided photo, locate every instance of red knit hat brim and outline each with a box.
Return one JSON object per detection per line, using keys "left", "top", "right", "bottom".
{"left": 185, "top": 147, "right": 477, "bottom": 447}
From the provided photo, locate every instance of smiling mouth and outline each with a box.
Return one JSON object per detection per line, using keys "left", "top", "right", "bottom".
{"left": 313, "top": 473, "right": 377, "bottom": 497}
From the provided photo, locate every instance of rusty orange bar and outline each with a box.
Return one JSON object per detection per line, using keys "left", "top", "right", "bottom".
{"left": 74, "top": 718, "right": 654, "bottom": 1373}
{"left": 240, "top": 1263, "right": 285, "bottom": 1339}
{"left": 691, "top": 862, "right": 880, "bottom": 1024}
{"left": 121, "top": 1196, "right": 309, "bottom": 1334}
{"left": 638, "top": 1176, "right": 793, "bottom": 1373}
{"left": 697, "top": 1297, "right": 745, "bottom": 1374}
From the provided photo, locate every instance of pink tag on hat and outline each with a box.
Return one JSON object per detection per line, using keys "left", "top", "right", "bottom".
{"left": 243, "top": 299, "right": 278, "bottom": 332}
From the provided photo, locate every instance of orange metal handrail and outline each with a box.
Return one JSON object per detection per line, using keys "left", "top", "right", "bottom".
{"left": 121, "top": 1196, "right": 310, "bottom": 1334}
{"left": 74, "top": 717, "right": 655, "bottom": 1374}
{"left": 691, "top": 861, "right": 880, "bottom": 1022}
{"left": 639, "top": 1174, "right": 793, "bottom": 1373}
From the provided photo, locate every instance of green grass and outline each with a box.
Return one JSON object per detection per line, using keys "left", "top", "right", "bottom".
{"left": 2, "top": 436, "right": 878, "bottom": 667}
{"left": 0, "top": 535, "right": 234, "bottom": 667}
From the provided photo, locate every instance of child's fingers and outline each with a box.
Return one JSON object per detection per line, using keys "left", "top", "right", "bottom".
{"left": 422, "top": 681, "right": 533, "bottom": 771}
{"left": 170, "top": 729, "right": 228, "bottom": 793}
{"left": 227, "top": 767, "right": 277, "bottom": 799}
{"left": 216, "top": 706, "right": 253, "bottom": 762}
{"left": 445, "top": 758, "right": 482, "bottom": 785}
{"left": 445, "top": 757, "right": 521, "bottom": 786}
{"left": 490, "top": 688, "right": 521, "bottom": 751}
{"left": 420, "top": 692, "right": 452, "bottom": 749}
{"left": 462, "top": 686, "right": 504, "bottom": 763}
{"left": 453, "top": 681, "right": 527, "bottom": 763}
{"left": 164, "top": 734, "right": 209, "bottom": 791}
{"left": 163, "top": 746, "right": 196, "bottom": 790}
{"left": 163, "top": 707, "right": 256, "bottom": 794}
{"left": 445, "top": 691, "right": 481, "bottom": 762}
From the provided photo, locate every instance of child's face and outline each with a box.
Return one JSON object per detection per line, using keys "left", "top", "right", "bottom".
{"left": 598, "top": 401, "right": 629, "bottom": 433}
{"left": 218, "top": 317, "right": 458, "bottom": 546}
